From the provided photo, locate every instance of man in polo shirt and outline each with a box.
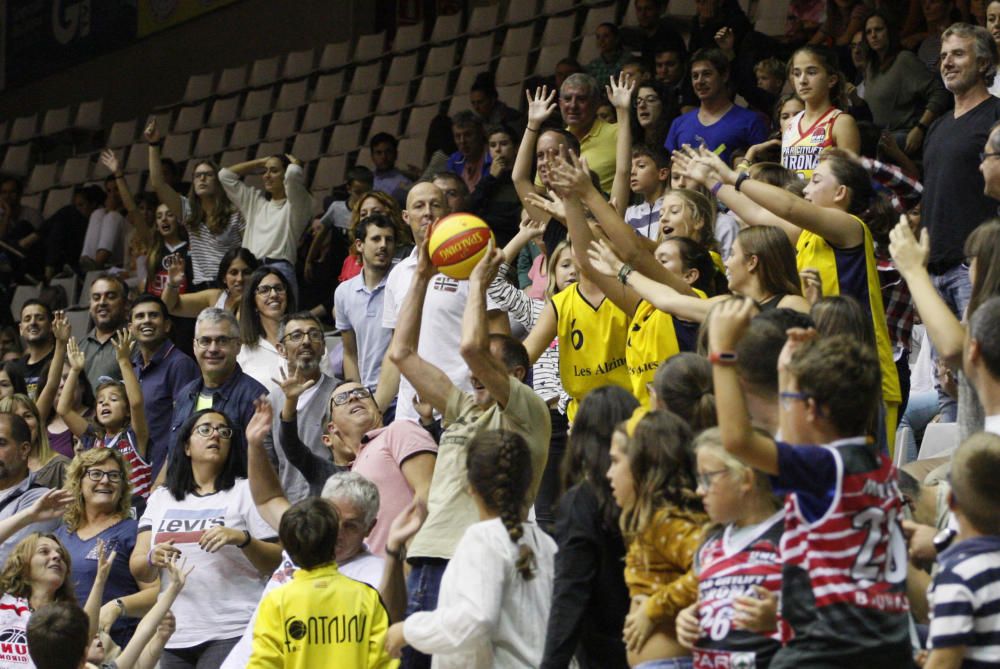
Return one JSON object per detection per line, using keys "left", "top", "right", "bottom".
{"left": 129, "top": 294, "right": 199, "bottom": 478}
{"left": 388, "top": 240, "right": 550, "bottom": 669}
{"left": 12, "top": 300, "right": 55, "bottom": 399}
{"left": 335, "top": 213, "right": 396, "bottom": 391}
{"left": 79, "top": 274, "right": 129, "bottom": 384}
{"left": 560, "top": 72, "right": 618, "bottom": 193}
{"left": 445, "top": 111, "right": 491, "bottom": 193}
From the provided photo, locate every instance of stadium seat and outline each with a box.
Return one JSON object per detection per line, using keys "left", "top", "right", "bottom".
{"left": 311, "top": 155, "right": 349, "bottom": 191}
{"left": 60, "top": 156, "right": 92, "bottom": 186}
{"left": 123, "top": 172, "right": 142, "bottom": 196}
{"left": 183, "top": 73, "right": 215, "bottom": 103}
{"left": 386, "top": 53, "right": 419, "bottom": 85}
{"left": 49, "top": 275, "right": 77, "bottom": 307}
{"left": 623, "top": 1, "right": 638, "bottom": 24}
{"left": 265, "top": 110, "right": 299, "bottom": 141}
{"left": 327, "top": 122, "right": 363, "bottom": 154}
{"left": 21, "top": 193, "right": 42, "bottom": 215}
{"left": 230, "top": 118, "right": 263, "bottom": 149}
{"left": 220, "top": 148, "right": 249, "bottom": 167}
{"left": 339, "top": 93, "right": 373, "bottom": 123}
{"left": 42, "top": 186, "right": 73, "bottom": 218}
{"left": 534, "top": 43, "right": 572, "bottom": 76}
{"left": 424, "top": 44, "right": 457, "bottom": 76}
{"left": 466, "top": 4, "right": 500, "bottom": 34}
{"left": 496, "top": 54, "right": 530, "bottom": 85}
{"left": 0, "top": 121, "right": 8, "bottom": 145}
{"left": 497, "top": 83, "right": 523, "bottom": 110}
{"left": 194, "top": 127, "right": 226, "bottom": 158}
{"left": 241, "top": 88, "right": 274, "bottom": 120}
{"left": 162, "top": 133, "right": 192, "bottom": 162}
{"left": 414, "top": 75, "right": 449, "bottom": 106}
{"left": 1, "top": 145, "right": 31, "bottom": 177}
{"left": 918, "top": 423, "right": 959, "bottom": 460}
{"left": 248, "top": 56, "right": 281, "bottom": 88}
{"left": 393, "top": 23, "right": 425, "bottom": 53}
{"left": 10, "top": 286, "right": 40, "bottom": 321}
{"left": 893, "top": 426, "right": 913, "bottom": 469}
{"left": 291, "top": 130, "right": 324, "bottom": 164}
{"left": 107, "top": 120, "right": 137, "bottom": 148}
{"left": 173, "top": 104, "right": 207, "bottom": 134}
{"left": 64, "top": 308, "right": 91, "bottom": 335}
{"left": 505, "top": 0, "right": 540, "bottom": 24}
{"left": 754, "top": 0, "right": 791, "bottom": 35}
{"left": 355, "top": 148, "right": 374, "bottom": 170}
{"left": 376, "top": 84, "right": 410, "bottom": 114}
{"left": 217, "top": 66, "right": 249, "bottom": 96}
{"left": 276, "top": 81, "right": 309, "bottom": 110}
{"left": 541, "top": 15, "right": 576, "bottom": 46}
{"left": 448, "top": 95, "right": 472, "bottom": 116}
{"left": 318, "top": 41, "right": 352, "bottom": 71}
{"left": 404, "top": 105, "right": 440, "bottom": 137}
{"left": 40, "top": 107, "right": 71, "bottom": 137}
{"left": 73, "top": 99, "right": 104, "bottom": 132}
{"left": 9, "top": 115, "right": 37, "bottom": 144}
{"left": 355, "top": 31, "right": 387, "bottom": 63}
{"left": 79, "top": 270, "right": 104, "bottom": 307}
{"left": 454, "top": 67, "right": 481, "bottom": 96}
{"left": 26, "top": 163, "right": 59, "bottom": 194}
{"left": 301, "top": 101, "right": 335, "bottom": 132}
{"left": 501, "top": 26, "right": 535, "bottom": 56}
{"left": 462, "top": 35, "right": 497, "bottom": 67}
{"left": 255, "top": 140, "right": 287, "bottom": 160}
{"left": 430, "top": 13, "right": 463, "bottom": 43}
{"left": 577, "top": 34, "right": 599, "bottom": 64}
{"left": 124, "top": 145, "right": 149, "bottom": 174}
{"left": 208, "top": 96, "right": 241, "bottom": 127}
{"left": 350, "top": 62, "right": 383, "bottom": 93}
{"left": 582, "top": 3, "right": 617, "bottom": 33}
{"left": 283, "top": 49, "right": 315, "bottom": 80}
{"left": 367, "top": 113, "right": 402, "bottom": 139}
{"left": 312, "top": 72, "right": 346, "bottom": 102}
{"left": 542, "top": 0, "right": 577, "bottom": 14}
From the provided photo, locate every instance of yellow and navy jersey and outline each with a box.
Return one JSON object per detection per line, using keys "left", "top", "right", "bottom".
{"left": 795, "top": 219, "right": 902, "bottom": 403}
{"left": 626, "top": 293, "right": 704, "bottom": 406}
{"left": 782, "top": 107, "right": 841, "bottom": 181}
{"left": 551, "top": 283, "right": 631, "bottom": 420}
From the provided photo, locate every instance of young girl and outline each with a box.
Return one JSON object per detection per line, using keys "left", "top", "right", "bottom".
{"left": 385, "top": 430, "right": 557, "bottom": 668}
{"left": 144, "top": 203, "right": 192, "bottom": 298}
{"left": 57, "top": 332, "right": 152, "bottom": 502}
{"left": 607, "top": 410, "right": 707, "bottom": 668}
{"left": 675, "top": 428, "right": 784, "bottom": 668}
{"left": 781, "top": 46, "right": 860, "bottom": 180}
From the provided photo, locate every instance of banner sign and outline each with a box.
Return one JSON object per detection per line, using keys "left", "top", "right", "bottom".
{"left": 137, "top": 0, "right": 238, "bottom": 38}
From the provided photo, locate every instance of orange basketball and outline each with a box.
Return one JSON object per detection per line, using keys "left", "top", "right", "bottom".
{"left": 427, "top": 213, "right": 494, "bottom": 280}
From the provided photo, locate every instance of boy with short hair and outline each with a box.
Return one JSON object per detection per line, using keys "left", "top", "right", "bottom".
{"left": 754, "top": 57, "right": 786, "bottom": 96}
{"left": 248, "top": 498, "right": 396, "bottom": 668}
{"left": 708, "top": 298, "right": 911, "bottom": 668}
{"left": 925, "top": 431, "right": 1000, "bottom": 668}
{"left": 624, "top": 144, "right": 670, "bottom": 239}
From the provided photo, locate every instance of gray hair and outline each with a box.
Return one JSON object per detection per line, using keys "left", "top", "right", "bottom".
{"left": 942, "top": 22, "right": 998, "bottom": 87}
{"left": 195, "top": 307, "right": 239, "bottom": 337}
{"left": 277, "top": 311, "right": 323, "bottom": 342}
{"left": 561, "top": 73, "right": 600, "bottom": 100}
{"left": 321, "top": 472, "right": 380, "bottom": 527}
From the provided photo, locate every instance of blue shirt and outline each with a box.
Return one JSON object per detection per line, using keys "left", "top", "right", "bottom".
{"left": 55, "top": 518, "right": 139, "bottom": 648}
{"left": 771, "top": 441, "right": 838, "bottom": 523}
{"left": 170, "top": 365, "right": 267, "bottom": 474}
{"left": 334, "top": 272, "right": 393, "bottom": 388}
{"left": 665, "top": 104, "right": 768, "bottom": 165}
{"left": 132, "top": 341, "right": 200, "bottom": 478}
{"left": 445, "top": 151, "right": 492, "bottom": 187}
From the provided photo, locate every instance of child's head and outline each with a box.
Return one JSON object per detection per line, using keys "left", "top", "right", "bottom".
{"left": 754, "top": 57, "right": 787, "bottom": 95}
{"left": 26, "top": 602, "right": 90, "bottom": 669}
{"left": 345, "top": 166, "right": 374, "bottom": 199}
{"left": 784, "top": 335, "right": 880, "bottom": 441}
{"left": 94, "top": 380, "right": 130, "bottom": 432}
{"left": 608, "top": 409, "right": 699, "bottom": 539}
{"left": 621, "top": 57, "right": 651, "bottom": 84}
{"left": 655, "top": 236, "right": 727, "bottom": 296}
{"left": 279, "top": 497, "right": 340, "bottom": 570}
{"left": 546, "top": 239, "right": 579, "bottom": 296}
{"left": 466, "top": 430, "right": 536, "bottom": 579}
{"left": 658, "top": 188, "right": 716, "bottom": 249}
{"left": 486, "top": 124, "right": 516, "bottom": 166}
{"left": 948, "top": 432, "right": 1000, "bottom": 535}
{"left": 789, "top": 46, "right": 842, "bottom": 105}
{"left": 806, "top": 148, "right": 874, "bottom": 215}
{"left": 774, "top": 93, "right": 805, "bottom": 134}
{"left": 810, "top": 295, "right": 876, "bottom": 349}
{"left": 630, "top": 145, "right": 670, "bottom": 198}
{"left": 727, "top": 225, "right": 802, "bottom": 298}
{"left": 651, "top": 352, "right": 717, "bottom": 431}
{"left": 596, "top": 101, "right": 616, "bottom": 124}
{"left": 694, "top": 427, "right": 780, "bottom": 525}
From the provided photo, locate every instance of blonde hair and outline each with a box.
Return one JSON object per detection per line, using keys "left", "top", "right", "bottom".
{"left": 0, "top": 395, "right": 56, "bottom": 468}
{"left": 545, "top": 239, "right": 574, "bottom": 298}
{"left": 62, "top": 449, "right": 133, "bottom": 533}
{"left": 693, "top": 427, "right": 781, "bottom": 508}
{"left": 0, "top": 533, "right": 76, "bottom": 603}
{"left": 661, "top": 188, "right": 719, "bottom": 253}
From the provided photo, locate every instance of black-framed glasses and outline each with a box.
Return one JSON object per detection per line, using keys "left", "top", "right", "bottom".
{"left": 332, "top": 387, "right": 372, "bottom": 406}
{"left": 256, "top": 283, "right": 287, "bottom": 296}
{"left": 194, "top": 424, "right": 234, "bottom": 439}
{"left": 85, "top": 469, "right": 123, "bottom": 483}
{"left": 696, "top": 469, "right": 728, "bottom": 489}
{"left": 779, "top": 391, "right": 811, "bottom": 410}
{"left": 981, "top": 151, "right": 1000, "bottom": 162}
{"left": 194, "top": 335, "right": 236, "bottom": 348}
{"left": 282, "top": 329, "right": 324, "bottom": 344}
{"left": 634, "top": 95, "right": 661, "bottom": 107}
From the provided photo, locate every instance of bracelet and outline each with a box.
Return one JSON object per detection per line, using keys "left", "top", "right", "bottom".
{"left": 525, "top": 126, "right": 539, "bottom": 133}
{"left": 385, "top": 545, "right": 406, "bottom": 561}
{"left": 149, "top": 139, "right": 164, "bottom": 148}
{"left": 916, "top": 122, "right": 928, "bottom": 133}
{"left": 708, "top": 351, "right": 738, "bottom": 365}
{"left": 114, "top": 598, "right": 126, "bottom": 617}
{"left": 617, "top": 263, "right": 634, "bottom": 284}
{"left": 710, "top": 181, "right": 723, "bottom": 196}
{"left": 146, "top": 547, "right": 156, "bottom": 567}
{"left": 166, "top": 282, "right": 180, "bottom": 289}
{"left": 113, "top": 172, "right": 124, "bottom": 179}
{"left": 734, "top": 172, "right": 750, "bottom": 192}
{"left": 237, "top": 530, "right": 252, "bottom": 548}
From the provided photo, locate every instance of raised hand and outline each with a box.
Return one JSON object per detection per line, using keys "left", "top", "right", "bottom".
{"left": 547, "top": 148, "right": 594, "bottom": 198}
{"left": 155, "top": 610, "right": 177, "bottom": 643}
{"left": 144, "top": 119, "right": 161, "bottom": 144}
{"left": 386, "top": 498, "right": 427, "bottom": 558}
{"left": 163, "top": 254, "right": 185, "bottom": 288}
{"left": 799, "top": 267, "right": 823, "bottom": 305}
{"left": 516, "top": 212, "right": 547, "bottom": 241}
{"left": 66, "top": 337, "right": 86, "bottom": 373}
{"left": 708, "top": 296, "right": 757, "bottom": 354}
{"left": 26, "top": 489, "right": 73, "bottom": 523}
{"left": 606, "top": 71, "right": 636, "bottom": 110}
{"left": 523, "top": 191, "right": 567, "bottom": 223}
{"left": 888, "top": 215, "right": 929, "bottom": 279}
{"left": 51, "top": 310, "right": 70, "bottom": 343}
{"left": 671, "top": 150, "right": 718, "bottom": 188}
{"left": 469, "top": 239, "right": 503, "bottom": 288}
{"left": 586, "top": 239, "right": 626, "bottom": 278}
{"left": 284, "top": 153, "right": 301, "bottom": 167}
{"left": 94, "top": 540, "right": 118, "bottom": 586}
{"left": 245, "top": 397, "right": 273, "bottom": 446}
{"left": 164, "top": 557, "right": 194, "bottom": 594}
{"left": 715, "top": 26, "right": 736, "bottom": 54}
{"left": 112, "top": 328, "right": 134, "bottom": 362}
{"left": 415, "top": 234, "right": 437, "bottom": 280}
{"left": 272, "top": 366, "right": 317, "bottom": 402}
{"left": 525, "top": 86, "right": 558, "bottom": 127}
{"left": 776, "top": 326, "right": 818, "bottom": 375}
{"left": 99, "top": 149, "right": 121, "bottom": 176}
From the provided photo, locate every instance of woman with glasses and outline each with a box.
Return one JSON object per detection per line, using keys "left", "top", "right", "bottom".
{"left": 54, "top": 448, "right": 153, "bottom": 649}
{"left": 131, "top": 409, "right": 281, "bottom": 669}
{"left": 632, "top": 80, "right": 677, "bottom": 151}
{"left": 236, "top": 266, "right": 295, "bottom": 387}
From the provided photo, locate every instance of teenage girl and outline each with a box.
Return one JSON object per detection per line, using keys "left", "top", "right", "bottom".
{"left": 607, "top": 410, "right": 707, "bottom": 668}
{"left": 385, "top": 430, "right": 556, "bottom": 667}
{"left": 676, "top": 428, "right": 784, "bottom": 668}
{"left": 144, "top": 202, "right": 192, "bottom": 298}
{"left": 57, "top": 332, "right": 152, "bottom": 502}
{"left": 781, "top": 46, "right": 860, "bottom": 180}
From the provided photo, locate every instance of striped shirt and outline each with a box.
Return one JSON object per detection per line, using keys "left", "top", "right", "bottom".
{"left": 180, "top": 196, "right": 246, "bottom": 286}
{"left": 929, "top": 536, "right": 1000, "bottom": 667}
{"left": 83, "top": 426, "right": 152, "bottom": 499}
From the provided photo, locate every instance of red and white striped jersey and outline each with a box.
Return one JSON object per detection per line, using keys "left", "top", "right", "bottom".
{"left": 0, "top": 593, "right": 32, "bottom": 666}
{"left": 693, "top": 512, "right": 784, "bottom": 669}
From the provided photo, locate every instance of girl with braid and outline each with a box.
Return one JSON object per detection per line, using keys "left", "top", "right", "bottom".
{"left": 385, "top": 430, "right": 556, "bottom": 667}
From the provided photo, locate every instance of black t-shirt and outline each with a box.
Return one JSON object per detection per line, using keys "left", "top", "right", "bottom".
{"left": 11, "top": 350, "right": 52, "bottom": 399}
{"left": 922, "top": 95, "right": 1000, "bottom": 267}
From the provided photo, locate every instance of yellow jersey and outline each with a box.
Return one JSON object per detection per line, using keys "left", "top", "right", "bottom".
{"left": 551, "top": 283, "right": 630, "bottom": 420}
{"left": 795, "top": 219, "right": 902, "bottom": 403}
{"left": 626, "top": 296, "right": 703, "bottom": 406}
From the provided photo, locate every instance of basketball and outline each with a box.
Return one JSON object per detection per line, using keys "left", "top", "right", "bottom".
{"left": 427, "top": 213, "right": 495, "bottom": 280}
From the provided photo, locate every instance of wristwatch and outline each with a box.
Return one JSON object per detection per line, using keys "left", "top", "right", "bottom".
{"left": 933, "top": 527, "right": 957, "bottom": 554}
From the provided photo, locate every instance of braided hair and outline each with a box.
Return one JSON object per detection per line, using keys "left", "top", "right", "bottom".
{"left": 466, "top": 430, "right": 536, "bottom": 580}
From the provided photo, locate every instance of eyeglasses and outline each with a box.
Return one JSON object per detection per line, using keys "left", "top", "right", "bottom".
{"left": 85, "top": 469, "right": 123, "bottom": 483}
{"left": 194, "top": 335, "right": 236, "bottom": 348}
{"left": 256, "top": 283, "right": 287, "bottom": 296}
{"left": 779, "top": 391, "right": 811, "bottom": 410}
{"left": 332, "top": 387, "right": 372, "bottom": 406}
{"left": 696, "top": 469, "right": 728, "bottom": 489}
{"left": 634, "top": 95, "right": 661, "bottom": 107}
{"left": 980, "top": 151, "right": 1000, "bottom": 162}
{"left": 282, "top": 329, "right": 324, "bottom": 344}
{"left": 193, "top": 171, "right": 215, "bottom": 180}
{"left": 194, "top": 424, "right": 234, "bottom": 439}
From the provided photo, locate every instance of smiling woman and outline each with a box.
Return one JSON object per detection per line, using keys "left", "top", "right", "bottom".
{"left": 236, "top": 267, "right": 297, "bottom": 387}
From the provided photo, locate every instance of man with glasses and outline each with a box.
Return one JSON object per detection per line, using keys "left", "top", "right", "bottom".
{"left": 80, "top": 274, "right": 129, "bottom": 384}
{"left": 166, "top": 308, "right": 266, "bottom": 478}
{"left": 129, "top": 294, "right": 199, "bottom": 479}
{"left": 0, "top": 413, "right": 58, "bottom": 564}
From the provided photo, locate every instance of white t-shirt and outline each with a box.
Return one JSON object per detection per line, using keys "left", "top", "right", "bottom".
{"left": 382, "top": 248, "right": 498, "bottom": 421}
{"left": 218, "top": 165, "right": 311, "bottom": 264}
{"left": 138, "top": 480, "right": 276, "bottom": 648}
{"left": 236, "top": 337, "right": 283, "bottom": 391}
{"left": 0, "top": 593, "right": 32, "bottom": 667}
{"left": 81, "top": 207, "right": 125, "bottom": 267}
{"left": 219, "top": 548, "right": 384, "bottom": 669}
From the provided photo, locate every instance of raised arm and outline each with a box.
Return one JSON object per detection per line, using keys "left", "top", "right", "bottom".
{"left": 84, "top": 541, "right": 116, "bottom": 643}
{"left": 607, "top": 73, "right": 636, "bottom": 215}
{"left": 522, "top": 300, "right": 558, "bottom": 365}
{"left": 143, "top": 120, "right": 184, "bottom": 221}
{"left": 118, "top": 561, "right": 191, "bottom": 669}
{"left": 55, "top": 338, "right": 92, "bottom": 437}
{"left": 461, "top": 245, "right": 515, "bottom": 408}
{"left": 513, "top": 87, "right": 558, "bottom": 223}
{"left": 224, "top": 157, "right": 270, "bottom": 176}
{"left": 36, "top": 311, "right": 69, "bottom": 422}
{"left": 387, "top": 238, "right": 457, "bottom": 415}
{"left": 114, "top": 329, "right": 148, "bottom": 458}
{"left": 245, "top": 398, "right": 290, "bottom": 531}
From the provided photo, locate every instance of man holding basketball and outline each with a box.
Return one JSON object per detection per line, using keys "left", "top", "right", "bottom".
{"left": 374, "top": 181, "right": 508, "bottom": 423}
